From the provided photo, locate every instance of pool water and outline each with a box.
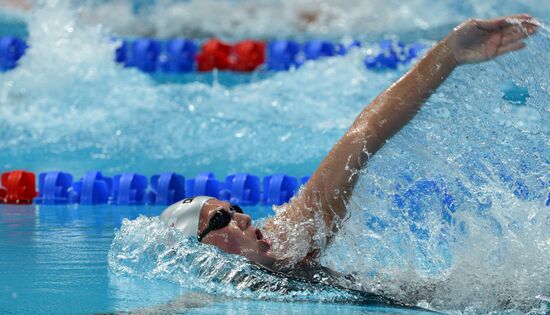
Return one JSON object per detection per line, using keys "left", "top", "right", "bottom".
{"left": 1, "top": 204, "right": 433, "bottom": 314}
{"left": 1, "top": 1, "right": 549, "bottom": 314}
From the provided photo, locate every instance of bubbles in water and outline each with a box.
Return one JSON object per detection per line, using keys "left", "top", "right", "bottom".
{"left": 320, "top": 24, "right": 550, "bottom": 314}
{"left": 109, "top": 215, "right": 375, "bottom": 304}
{"left": 1, "top": 1, "right": 549, "bottom": 314}
{"left": 72, "top": 0, "right": 550, "bottom": 40}
{"left": 1, "top": 1, "right": 392, "bottom": 175}
{"left": 500, "top": 104, "right": 543, "bottom": 134}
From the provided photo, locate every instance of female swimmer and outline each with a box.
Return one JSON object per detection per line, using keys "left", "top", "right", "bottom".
{"left": 160, "top": 14, "right": 538, "bottom": 278}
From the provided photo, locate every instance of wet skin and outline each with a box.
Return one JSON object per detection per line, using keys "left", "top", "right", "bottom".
{"left": 198, "top": 198, "right": 278, "bottom": 267}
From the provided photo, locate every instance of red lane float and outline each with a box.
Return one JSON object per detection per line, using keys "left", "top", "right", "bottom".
{"left": 231, "top": 40, "right": 265, "bottom": 72}
{"left": 196, "top": 39, "right": 265, "bottom": 72}
{"left": 196, "top": 39, "right": 232, "bottom": 71}
{"left": 0, "top": 170, "right": 38, "bottom": 204}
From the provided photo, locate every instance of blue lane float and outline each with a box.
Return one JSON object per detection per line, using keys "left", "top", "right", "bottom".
{"left": 70, "top": 171, "right": 113, "bottom": 205}
{"left": 158, "top": 39, "right": 197, "bottom": 72}
{"left": 15, "top": 169, "right": 309, "bottom": 206}
{"left": 186, "top": 172, "right": 223, "bottom": 199}
{"left": 225, "top": 173, "right": 261, "bottom": 206}
{"left": 35, "top": 171, "right": 73, "bottom": 205}
{"left": 364, "top": 39, "right": 424, "bottom": 70}
{"left": 0, "top": 36, "right": 27, "bottom": 71}
{"left": 114, "top": 39, "right": 127, "bottom": 63}
{"left": 406, "top": 42, "right": 425, "bottom": 60}
{"left": 111, "top": 173, "right": 148, "bottom": 205}
{"left": 266, "top": 40, "right": 301, "bottom": 71}
{"left": 147, "top": 172, "right": 186, "bottom": 205}
{"left": 304, "top": 40, "right": 335, "bottom": 60}
{"left": 262, "top": 174, "right": 299, "bottom": 206}
{"left": 0, "top": 36, "right": 426, "bottom": 73}
{"left": 336, "top": 40, "right": 361, "bottom": 55}
{"left": 129, "top": 39, "right": 161, "bottom": 72}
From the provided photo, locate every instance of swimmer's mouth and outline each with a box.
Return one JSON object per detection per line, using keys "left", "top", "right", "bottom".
{"left": 255, "top": 228, "right": 264, "bottom": 240}
{"left": 255, "top": 228, "right": 271, "bottom": 249}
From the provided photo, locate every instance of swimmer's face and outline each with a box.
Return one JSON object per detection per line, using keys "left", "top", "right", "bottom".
{"left": 198, "top": 198, "right": 277, "bottom": 266}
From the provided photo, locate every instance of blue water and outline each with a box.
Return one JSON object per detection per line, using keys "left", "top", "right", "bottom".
{"left": 1, "top": 204, "right": 432, "bottom": 314}
{"left": 1, "top": 1, "right": 549, "bottom": 314}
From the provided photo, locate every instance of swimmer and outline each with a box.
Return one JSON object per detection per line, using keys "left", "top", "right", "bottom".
{"left": 160, "top": 14, "right": 538, "bottom": 302}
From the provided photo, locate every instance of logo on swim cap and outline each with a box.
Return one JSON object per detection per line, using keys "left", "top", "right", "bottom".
{"left": 182, "top": 198, "right": 194, "bottom": 204}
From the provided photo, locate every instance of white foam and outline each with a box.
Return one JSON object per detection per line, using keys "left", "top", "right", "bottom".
{"left": 1, "top": 2, "right": 549, "bottom": 313}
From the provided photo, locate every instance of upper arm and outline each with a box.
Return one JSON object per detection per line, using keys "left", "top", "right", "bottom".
{"left": 264, "top": 121, "right": 383, "bottom": 262}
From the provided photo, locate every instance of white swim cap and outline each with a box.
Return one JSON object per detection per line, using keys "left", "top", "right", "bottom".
{"left": 160, "top": 196, "right": 213, "bottom": 237}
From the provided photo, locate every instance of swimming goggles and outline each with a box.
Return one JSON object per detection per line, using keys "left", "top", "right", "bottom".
{"left": 198, "top": 205, "right": 244, "bottom": 242}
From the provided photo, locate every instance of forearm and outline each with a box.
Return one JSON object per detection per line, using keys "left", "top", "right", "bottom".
{"left": 287, "top": 39, "right": 459, "bottom": 241}
{"left": 350, "top": 38, "right": 458, "bottom": 157}
{"left": 319, "top": 40, "right": 457, "bottom": 209}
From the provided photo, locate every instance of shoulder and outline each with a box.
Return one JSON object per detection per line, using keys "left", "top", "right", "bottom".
{"left": 263, "top": 209, "right": 326, "bottom": 268}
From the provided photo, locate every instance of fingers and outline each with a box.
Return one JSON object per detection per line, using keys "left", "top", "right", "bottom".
{"left": 501, "top": 23, "right": 537, "bottom": 45}
{"left": 503, "top": 13, "right": 535, "bottom": 22}
{"left": 496, "top": 40, "right": 526, "bottom": 56}
{"left": 476, "top": 13, "right": 537, "bottom": 31}
{"left": 504, "top": 13, "right": 540, "bottom": 27}
{"left": 474, "top": 16, "right": 520, "bottom": 31}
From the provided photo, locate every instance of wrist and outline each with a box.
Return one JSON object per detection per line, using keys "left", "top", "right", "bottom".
{"left": 434, "top": 37, "right": 459, "bottom": 68}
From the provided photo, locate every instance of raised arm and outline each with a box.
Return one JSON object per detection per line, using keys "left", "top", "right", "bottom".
{"left": 266, "top": 14, "right": 537, "bottom": 263}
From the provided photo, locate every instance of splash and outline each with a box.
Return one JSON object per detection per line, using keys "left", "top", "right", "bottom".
{"left": 320, "top": 24, "right": 550, "bottom": 314}
{"left": 1, "top": 1, "right": 548, "bottom": 314}
{"left": 6, "top": 1, "right": 550, "bottom": 40}
{"left": 108, "top": 215, "right": 376, "bottom": 304}
{"left": 75, "top": 0, "right": 550, "bottom": 40}
{"left": 0, "top": 1, "right": 396, "bottom": 176}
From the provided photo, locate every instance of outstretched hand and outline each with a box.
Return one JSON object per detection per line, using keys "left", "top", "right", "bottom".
{"left": 444, "top": 14, "right": 539, "bottom": 64}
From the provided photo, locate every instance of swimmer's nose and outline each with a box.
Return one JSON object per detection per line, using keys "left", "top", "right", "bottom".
{"left": 233, "top": 212, "right": 252, "bottom": 231}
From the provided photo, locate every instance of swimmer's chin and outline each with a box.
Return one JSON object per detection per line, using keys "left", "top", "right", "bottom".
{"left": 256, "top": 248, "right": 279, "bottom": 267}
{"left": 252, "top": 256, "right": 280, "bottom": 270}
{"left": 253, "top": 246, "right": 280, "bottom": 267}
